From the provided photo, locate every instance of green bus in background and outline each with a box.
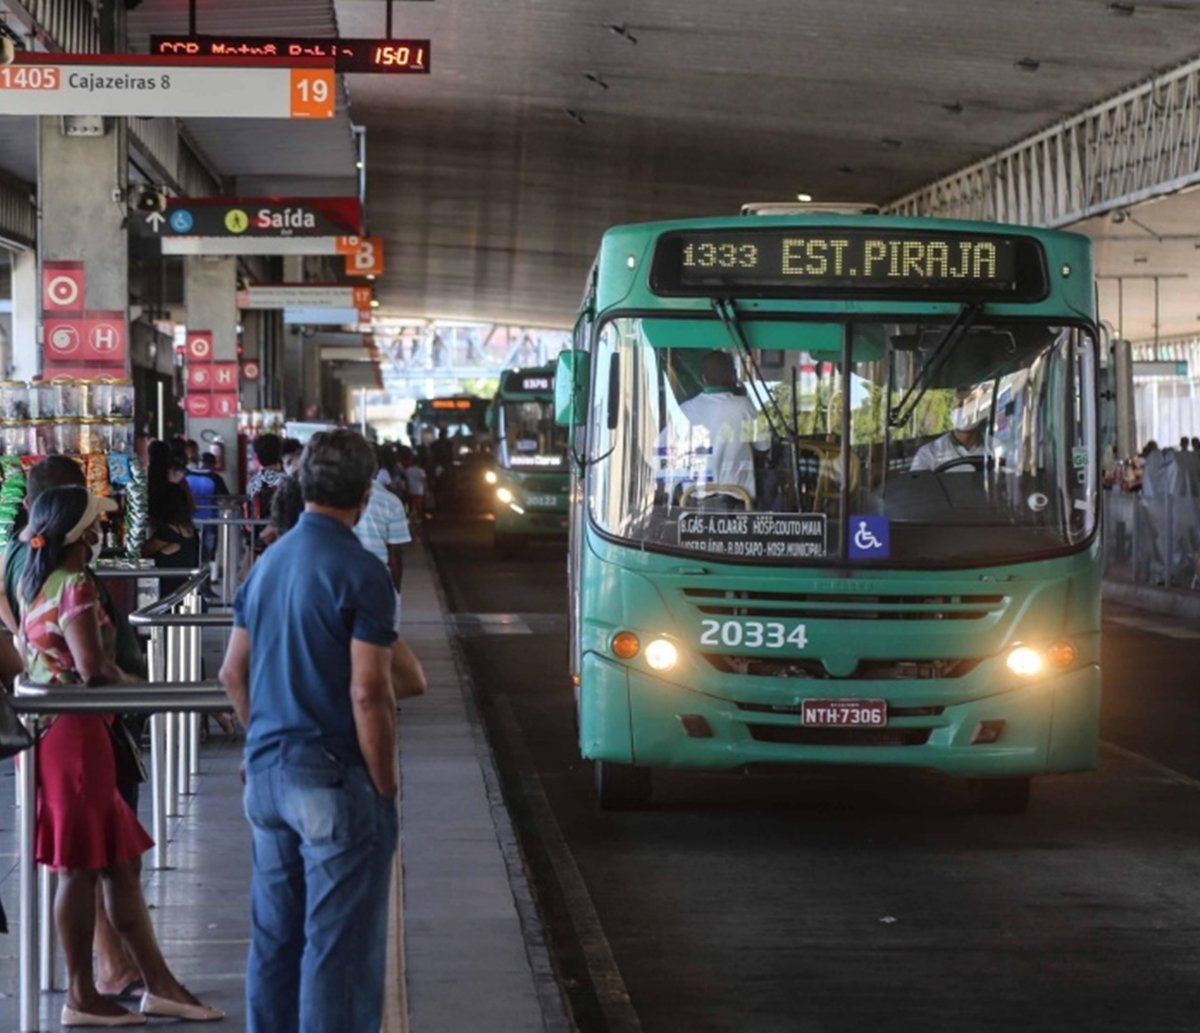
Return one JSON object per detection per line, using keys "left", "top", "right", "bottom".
{"left": 556, "top": 212, "right": 1101, "bottom": 811}
{"left": 487, "top": 366, "right": 570, "bottom": 554}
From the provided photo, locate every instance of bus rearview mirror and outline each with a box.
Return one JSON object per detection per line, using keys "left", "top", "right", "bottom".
{"left": 554, "top": 349, "right": 588, "bottom": 427}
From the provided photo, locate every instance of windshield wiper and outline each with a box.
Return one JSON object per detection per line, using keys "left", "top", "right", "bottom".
{"left": 711, "top": 298, "right": 795, "bottom": 445}
{"left": 887, "top": 303, "right": 982, "bottom": 428}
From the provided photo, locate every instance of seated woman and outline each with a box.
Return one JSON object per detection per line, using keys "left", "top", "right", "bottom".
{"left": 20, "top": 485, "right": 223, "bottom": 1027}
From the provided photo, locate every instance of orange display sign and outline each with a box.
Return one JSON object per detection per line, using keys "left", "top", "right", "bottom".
{"left": 337, "top": 235, "right": 385, "bottom": 277}
{"left": 289, "top": 68, "right": 335, "bottom": 119}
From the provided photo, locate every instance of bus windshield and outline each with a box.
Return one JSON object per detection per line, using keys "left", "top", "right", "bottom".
{"left": 588, "top": 315, "right": 1097, "bottom": 567}
{"left": 499, "top": 400, "right": 569, "bottom": 469}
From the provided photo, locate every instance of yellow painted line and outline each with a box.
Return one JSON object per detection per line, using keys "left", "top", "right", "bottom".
{"left": 1101, "top": 739, "right": 1200, "bottom": 791}
{"left": 381, "top": 794, "right": 408, "bottom": 1033}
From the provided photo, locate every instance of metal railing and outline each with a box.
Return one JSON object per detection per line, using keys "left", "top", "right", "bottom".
{"left": 1102, "top": 492, "right": 1200, "bottom": 590}
{"left": 11, "top": 679, "right": 233, "bottom": 1033}
{"left": 193, "top": 509, "right": 272, "bottom": 605}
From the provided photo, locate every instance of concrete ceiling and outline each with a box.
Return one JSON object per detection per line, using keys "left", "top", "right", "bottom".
{"left": 328, "top": 0, "right": 1200, "bottom": 330}
{"left": 4, "top": 0, "right": 1200, "bottom": 341}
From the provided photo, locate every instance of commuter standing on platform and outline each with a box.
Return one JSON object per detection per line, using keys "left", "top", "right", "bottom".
{"left": 220, "top": 430, "right": 399, "bottom": 1033}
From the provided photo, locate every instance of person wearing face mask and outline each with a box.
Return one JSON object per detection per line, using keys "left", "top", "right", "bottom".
{"left": 19, "top": 485, "right": 224, "bottom": 1027}
{"left": 910, "top": 386, "right": 989, "bottom": 472}
{"left": 261, "top": 438, "right": 304, "bottom": 545}
{"left": 0, "top": 457, "right": 153, "bottom": 1003}
{"left": 220, "top": 429, "right": 398, "bottom": 1033}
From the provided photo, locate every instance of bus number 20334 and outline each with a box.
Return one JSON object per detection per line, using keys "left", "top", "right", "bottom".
{"left": 698, "top": 619, "right": 808, "bottom": 650}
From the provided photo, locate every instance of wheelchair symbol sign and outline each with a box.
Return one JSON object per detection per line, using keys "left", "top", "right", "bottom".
{"left": 849, "top": 515, "right": 890, "bottom": 560}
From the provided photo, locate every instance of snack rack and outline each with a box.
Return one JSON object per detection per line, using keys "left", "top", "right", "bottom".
{"left": 0, "top": 377, "right": 147, "bottom": 561}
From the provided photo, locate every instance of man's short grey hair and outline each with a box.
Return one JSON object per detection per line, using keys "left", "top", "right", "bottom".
{"left": 299, "top": 430, "right": 376, "bottom": 509}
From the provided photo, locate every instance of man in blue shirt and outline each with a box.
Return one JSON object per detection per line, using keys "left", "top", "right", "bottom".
{"left": 220, "top": 429, "right": 398, "bottom": 1033}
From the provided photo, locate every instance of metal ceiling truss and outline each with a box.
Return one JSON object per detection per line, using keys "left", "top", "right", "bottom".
{"left": 0, "top": 0, "right": 100, "bottom": 54}
{"left": 885, "top": 54, "right": 1200, "bottom": 228}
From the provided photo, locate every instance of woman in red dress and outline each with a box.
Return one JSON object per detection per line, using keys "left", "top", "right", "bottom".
{"left": 20, "top": 486, "right": 223, "bottom": 1028}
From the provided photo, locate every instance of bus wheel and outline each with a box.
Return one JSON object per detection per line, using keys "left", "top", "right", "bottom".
{"left": 595, "top": 761, "right": 652, "bottom": 810}
{"left": 968, "top": 777, "right": 1031, "bottom": 814}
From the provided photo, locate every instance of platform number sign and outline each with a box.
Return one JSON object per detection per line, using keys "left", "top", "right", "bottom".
{"left": 290, "top": 68, "right": 335, "bottom": 119}
{"left": 337, "top": 235, "right": 385, "bottom": 277}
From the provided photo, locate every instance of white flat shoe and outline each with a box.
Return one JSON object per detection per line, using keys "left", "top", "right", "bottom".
{"left": 140, "top": 991, "right": 225, "bottom": 1022}
{"left": 61, "top": 1004, "right": 147, "bottom": 1027}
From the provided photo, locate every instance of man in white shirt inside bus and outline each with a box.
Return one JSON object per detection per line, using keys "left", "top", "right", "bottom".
{"left": 672, "top": 350, "right": 771, "bottom": 510}
{"left": 911, "top": 385, "right": 988, "bottom": 472}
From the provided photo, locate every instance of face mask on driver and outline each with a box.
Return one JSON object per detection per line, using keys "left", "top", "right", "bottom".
{"left": 950, "top": 406, "right": 981, "bottom": 433}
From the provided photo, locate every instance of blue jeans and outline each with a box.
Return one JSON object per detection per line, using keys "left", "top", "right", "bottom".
{"left": 244, "top": 741, "right": 398, "bottom": 1033}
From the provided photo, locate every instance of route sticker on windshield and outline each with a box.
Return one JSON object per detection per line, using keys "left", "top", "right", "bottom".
{"left": 677, "top": 512, "right": 826, "bottom": 559}
{"left": 849, "top": 515, "right": 890, "bottom": 560}
{"left": 1072, "top": 447, "right": 1089, "bottom": 470}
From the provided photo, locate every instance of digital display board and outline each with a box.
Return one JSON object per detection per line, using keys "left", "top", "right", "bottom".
{"left": 151, "top": 35, "right": 430, "bottom": 74}
{"left": 650, "top": 228, "right": 1047, "bottom": 301}
{"left": 503, "top": 371, "right": 554, "bottom": 394}
{"left": 431, "top": 399, "right": 474, "bottom": 411}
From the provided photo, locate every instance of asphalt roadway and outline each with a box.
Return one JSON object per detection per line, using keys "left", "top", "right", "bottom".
{"left": 426, "top": 513, "right": 1200, "bottom": 1033}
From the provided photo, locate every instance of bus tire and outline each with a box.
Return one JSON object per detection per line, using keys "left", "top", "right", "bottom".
{"left": 595, "top": 760, "right": 652, "bottom": 810}
{"left": 968, "top": 777, "right": 1031, "bottom": 814}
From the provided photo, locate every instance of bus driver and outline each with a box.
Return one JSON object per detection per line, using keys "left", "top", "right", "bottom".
{"left": 671, "top": 350, "right": 771, "bottom": 510}
{"left": 910, "top": 385, "right": 988, "bottom": 472}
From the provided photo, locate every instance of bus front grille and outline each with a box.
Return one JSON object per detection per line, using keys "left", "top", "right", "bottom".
{"left": 705, "top": 655, "right": 980, "bottom": 679}
{"left": 747, "top": 725, "right": 932, "bottom": 747}
{"left": 682, "top": 588, "right": 1006, "bottom": 621}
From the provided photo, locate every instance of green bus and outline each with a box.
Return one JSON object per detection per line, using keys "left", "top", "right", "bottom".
{"left": 488, "top": 366, "right": 570, "bottom": 553}
{"left": 556, "top": 214, "right": 1100, "bottom": 812}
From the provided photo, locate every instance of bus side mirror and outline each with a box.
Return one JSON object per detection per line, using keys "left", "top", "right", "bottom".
{"left": 555, "top": 350, "right": 588, "bottom": 427}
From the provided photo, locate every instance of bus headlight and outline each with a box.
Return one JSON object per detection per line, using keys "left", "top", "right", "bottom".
{"left": 485, "top": 470, "right": 498, "bottom": 485}
{"left": 496, "top": 487, "right": 514, "bottom": 504}
{"left": 1006, "top": 645, "right": 1045, "bottom": 678}
{"left": 644, "top": 638, "right": 679, "bottom": 671}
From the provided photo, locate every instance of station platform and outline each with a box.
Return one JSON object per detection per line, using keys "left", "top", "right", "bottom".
{"left": 0, "top": 537, "right": 568, "bottom": 1032}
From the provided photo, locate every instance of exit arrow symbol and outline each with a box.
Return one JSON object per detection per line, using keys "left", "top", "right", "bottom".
{"left": 145, "top": 211, "right": 166, "bottom": 234}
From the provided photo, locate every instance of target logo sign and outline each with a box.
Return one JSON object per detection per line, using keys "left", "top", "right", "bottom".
{"left": 43, "top": 261, "right": 85, "bottom": 313}
{"left": 47, "top": 321, "right": 81, "bottom": 356}
{"left": 186, "top": 331, "right": 214, "bottom": 363}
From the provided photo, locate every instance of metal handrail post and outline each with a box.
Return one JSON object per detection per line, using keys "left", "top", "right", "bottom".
{"left": 38, "top": 866, "right": 55, "bottom": 991}
{"left": 176, "top": 605, "right": 192, "bottom": 799}
{"left": 164, "top": 625, "right": 179, "bottom": 818}
{"left": 219, "top": 523, "right": 234, "bottom": 605}
{"left": 18, "top": 728, "right": 38, "bottom": 1032}
{"left": 188, "top": 594, "right": 202, "bottom": 790}
{"left": 147, "top": 627, "right": 169, "bottom": 870}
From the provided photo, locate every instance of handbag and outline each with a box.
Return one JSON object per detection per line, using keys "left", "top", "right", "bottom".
{"left": 391, "top": 639, "right": 427, "bottom": 700}
{"left": 0, "top": 689, "right": 35, "bottom": 760}
{"left": 108, "top": 717, "right": 148, "bottom": 784}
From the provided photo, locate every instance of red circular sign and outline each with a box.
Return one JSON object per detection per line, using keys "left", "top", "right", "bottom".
{"left": 185, "top": 394, "right": 213, "bottom": 418}
{"left": 46, "top": 274, "right": 81, "bottom": 309}
{"left": 48, "top": 323, "right": 81, "bottom": 355}
{"left": 241, "top": 360, "right": 261, "bottom": 381}
{"left": 89, "top": 323, "right": 121, "bottom": 354}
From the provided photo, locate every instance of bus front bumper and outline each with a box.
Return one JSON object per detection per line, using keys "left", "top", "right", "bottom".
{"left": 579, "top": 653, "right": 1099, "bottom": 778}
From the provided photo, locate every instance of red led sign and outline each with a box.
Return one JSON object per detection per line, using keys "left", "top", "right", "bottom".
{"left": 151, "top": 35, "right": 430, "bottom": 74}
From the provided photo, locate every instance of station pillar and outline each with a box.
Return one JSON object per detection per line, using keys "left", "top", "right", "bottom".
{"left": 185, "top": 256, "right": 241, "bottom": 490}
{"left": 8, "top": 248, "right": 39, "bottom": 381}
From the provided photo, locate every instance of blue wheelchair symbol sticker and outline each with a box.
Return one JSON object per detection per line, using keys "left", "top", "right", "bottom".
{"left": 849, "top": 515, "right": 890, "bottom": 560}
{"left": 169, "top": 209, "right": 194, "bottom": 234}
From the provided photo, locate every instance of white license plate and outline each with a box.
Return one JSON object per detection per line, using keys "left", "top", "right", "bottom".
{"left": 801, "top": 699, "right": 887, "bottom": 727}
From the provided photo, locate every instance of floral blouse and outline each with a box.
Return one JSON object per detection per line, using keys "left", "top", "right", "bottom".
{"left": 21, "top": 569, "right": 116, "bottom": 686}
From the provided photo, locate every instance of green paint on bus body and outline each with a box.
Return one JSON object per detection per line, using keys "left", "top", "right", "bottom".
{"left": 565, "top": 214, "right": 1100, "bottom": 787}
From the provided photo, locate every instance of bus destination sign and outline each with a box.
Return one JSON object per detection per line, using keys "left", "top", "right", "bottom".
{"left": 151, "top": 35, "right": 430, "bottom": 74}
{"left": 677, "top": 512, "right": 827, "bottom": 560}
{"left": 503, "top": 371, "right": 554, "bottom": 394}
{"left": 650, "top": 228, "right": 1047, "bottom": 300}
